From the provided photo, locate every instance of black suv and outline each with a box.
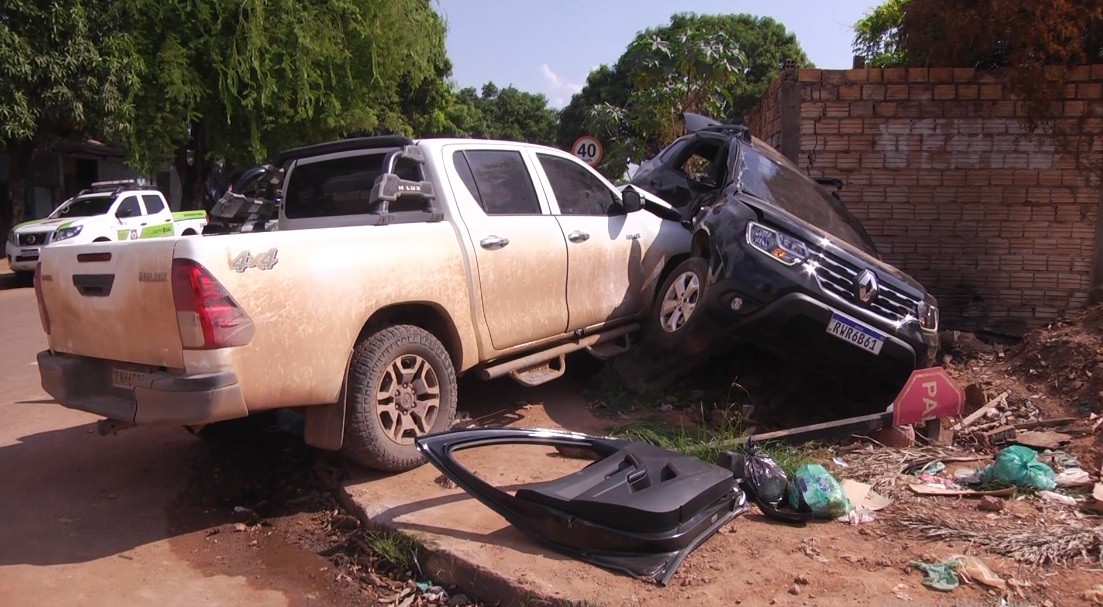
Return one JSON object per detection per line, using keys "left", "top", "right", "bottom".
{"left": 630, "top": 113, "right": 939, "bottom": 410}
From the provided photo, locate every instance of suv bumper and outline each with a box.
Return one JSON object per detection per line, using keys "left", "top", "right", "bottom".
{"left": 5, "top": 240, "right": 40, "bottom": 272}
{"left": 37, "top": 350, "right": 249, "bottom": 425}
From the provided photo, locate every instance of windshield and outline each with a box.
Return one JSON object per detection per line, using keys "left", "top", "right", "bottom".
{"left": 50, "top": 195, "right": 113, "bottom": 219}
{"left": 736, "top": 143, "right": 879, "bottom": 255}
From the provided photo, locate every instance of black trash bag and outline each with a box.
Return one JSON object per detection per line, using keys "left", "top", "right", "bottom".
{"left": 720, "top": 443, "right": 814, "bottom": 525}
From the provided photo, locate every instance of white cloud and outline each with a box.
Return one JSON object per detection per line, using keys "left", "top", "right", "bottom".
{"left": 540, "top": 63, "right": 584, "bottom": 109}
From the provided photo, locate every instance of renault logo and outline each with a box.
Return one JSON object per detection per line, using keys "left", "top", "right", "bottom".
{"left": 856, "top": 269, "right": 879, "bottom": 304}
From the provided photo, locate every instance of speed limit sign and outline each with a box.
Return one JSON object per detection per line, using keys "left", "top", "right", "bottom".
{"left": 571, "top": 135, "right": 604, "bottom": 166}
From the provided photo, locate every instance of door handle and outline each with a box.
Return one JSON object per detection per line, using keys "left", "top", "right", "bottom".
{"left": 479, "top": 235, "right": 510, "bottom": 250}
{"left": 140, "top": 223, "right": 147, "bottom": 227}
{"left": 568, "top": 230, "right": 590, "bottom": 243}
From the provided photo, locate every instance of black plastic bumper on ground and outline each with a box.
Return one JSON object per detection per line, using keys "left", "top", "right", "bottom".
{"left": 37, "top": 350, "right": 249, "bottom": 425}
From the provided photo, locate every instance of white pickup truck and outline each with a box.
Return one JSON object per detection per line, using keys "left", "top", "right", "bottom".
{"left": 6, "top": 180, "right": 207, "bottom": 276}
{"left": 34, "top": 136, "right": 692, "bottom": 471}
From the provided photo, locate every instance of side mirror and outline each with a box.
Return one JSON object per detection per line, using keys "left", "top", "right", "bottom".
{"left": 115, "top": 209, "right": 132, "bottom": 219}
{"left": 621, "top": 187, "right": 643, "bottom": 214}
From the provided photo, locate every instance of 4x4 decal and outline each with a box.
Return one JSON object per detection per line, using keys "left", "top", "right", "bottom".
{"left": 229, "top": 248, "right": 279, "bottom": 272}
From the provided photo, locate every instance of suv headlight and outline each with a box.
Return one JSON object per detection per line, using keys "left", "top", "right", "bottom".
{"left": 7, "top": 230, "right": 16, "bottom": 246}
{"left": 917, "top": 301, "right": 939, "bottom": 332}
{"left": 53, "top": 225, "right": 83, "bottom": 242}
{"left": 746, "top": 222, "right": 809, "bottom": 266}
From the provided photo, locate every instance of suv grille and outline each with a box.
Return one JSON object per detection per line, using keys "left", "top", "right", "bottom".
{"left": 18, "top": 232, "right": 52, "bottom": 247}
{"left": 813, "top": 253, "right": 920, "bottom": 323}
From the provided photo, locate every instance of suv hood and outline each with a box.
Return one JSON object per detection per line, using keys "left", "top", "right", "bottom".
{"left": 739, "top": 195, "right": 926, "bottom": 293}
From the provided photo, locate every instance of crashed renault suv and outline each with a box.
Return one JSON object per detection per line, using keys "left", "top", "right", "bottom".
{"left": 631, "top": 113, "right": 939, "bottom": 410}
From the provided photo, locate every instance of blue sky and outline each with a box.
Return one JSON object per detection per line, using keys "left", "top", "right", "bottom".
{"left": 433, "top": 0, "right": 882, "bottom": 107}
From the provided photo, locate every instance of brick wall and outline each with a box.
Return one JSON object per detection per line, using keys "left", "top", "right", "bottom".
{"left": 746, "top": 72, "right": 784, "bottom": 151}
{"left": 745, "top": 65, "right": 1103, "bottom": 335}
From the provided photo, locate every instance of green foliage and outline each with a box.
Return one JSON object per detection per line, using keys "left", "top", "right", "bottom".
{"left": 559, "top": 13, "right": 809, "bottom": 178}
{"left": 444, "top": 82, "right": 558, "bottom": 145}
{"left": 363, "top": 530, "right": 420, "bottom": 571}
{"left": 113, "top": 0, "right": 451, "bottom": 173}
{"left": 852, "top": 0, "right": 909, "bottom": 68}
{"left": 0, "top": 0, "right": 135, "bottom": 144}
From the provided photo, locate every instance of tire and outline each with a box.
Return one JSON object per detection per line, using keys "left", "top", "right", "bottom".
{"left": 182, "top": 229, "right": 197, "bottom": 236}
{"left": 93, "top": 237, "right": 110, "bottom": 242}
{"left": 343, "top": 325, "right": 457, "bottom": 472}
{"left": 646, "top": 257, "right": 709, "bottom": 352}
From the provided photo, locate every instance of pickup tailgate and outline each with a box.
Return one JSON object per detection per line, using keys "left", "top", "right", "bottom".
{"left": 39, "top": 240, "right": 185, "bottom": 369}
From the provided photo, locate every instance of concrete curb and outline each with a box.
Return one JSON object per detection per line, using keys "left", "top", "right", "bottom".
{"left": 337, "top": 486, "right": 570, "bottom": 607}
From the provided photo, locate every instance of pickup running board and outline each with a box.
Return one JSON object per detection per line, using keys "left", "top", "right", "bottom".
{"left": 479, "top": 324, "right": 638, "bottom": 386}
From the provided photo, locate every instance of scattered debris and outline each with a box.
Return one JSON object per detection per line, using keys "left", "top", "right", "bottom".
{"left": 907, "top": 558, "right": 959, "bottom": 591}
{"left": 1037, "top": 490, "right": 1077, "bottom": 506}
{"left": 1084, "top": 584, "right": 1103, "bottom": 605}
{"left": 897, "top": 512, "right": 1103, "bottom": 566}
{"left": 978, "top": 496, "right": 1004, "bottom": 512}
{"left": 787, "top": 585, "right": 800, "bottom": 596}
{"left": 955, "top": 391, "right": 1009, "bottom": 431}
{"left": 978, "top": 445, "right": 1057, "bottom": 491}
{"left": 789, "top": 463, "right": 852, "bottom": 519}
{"left": 794, "top": 574, "right": 810, "bottom": 586}
{"left": 233, "top": 523, "right": 247, "bottom": 532}
{"left": 1055, "top": 468, "right": 1092, "bottom": 487}
{"left": 1013, "top": 430, "right": 1072, "bottom": 450}
{"left": 954, "top": 555, "right": 1005, "bottom": 590}
{"left": 909, "top": 484, "right": 1015, "bottom": 497}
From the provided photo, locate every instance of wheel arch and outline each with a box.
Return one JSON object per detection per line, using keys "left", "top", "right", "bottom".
{"left": 304, "top": 302, "right": 465, "bottom": 454}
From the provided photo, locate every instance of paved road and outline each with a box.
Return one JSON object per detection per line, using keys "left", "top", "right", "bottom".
{"left": 0, "top": 287, "right": 318, "bottom": 606}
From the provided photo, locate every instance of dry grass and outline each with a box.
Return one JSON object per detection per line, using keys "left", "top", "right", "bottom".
{"left": 896, "top": 512, "right": 1103, "bottom": 567}
{"left": 834, "top": 441, "right": 979, "bottom": 496}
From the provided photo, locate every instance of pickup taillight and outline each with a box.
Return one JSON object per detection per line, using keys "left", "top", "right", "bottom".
{"left": 171, "top": 259, "right": 254, "bottom": 349}
{"left": 33, "top": 261, "right": 50, "bottom": 335}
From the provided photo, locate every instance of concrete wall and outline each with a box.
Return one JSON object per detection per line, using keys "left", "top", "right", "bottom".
{"left": 745, "top": 65, "right": 1103, "bottom": 335}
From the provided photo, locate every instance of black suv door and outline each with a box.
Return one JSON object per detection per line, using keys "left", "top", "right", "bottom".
{"left": 630, "top": 134, "right": 729, "bottom": 215}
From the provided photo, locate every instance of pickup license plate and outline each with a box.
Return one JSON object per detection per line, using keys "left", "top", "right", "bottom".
{"left": 826, "top": 312, "right": 884, "bottom": 355}
{"left": 112, "top": 369, "right": 149, "bottom": 389}
{"left": 21, "top": 249, "right": 39, "bottom": 257}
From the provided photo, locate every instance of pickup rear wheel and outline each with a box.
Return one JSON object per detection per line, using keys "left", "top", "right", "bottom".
{"left": 647, "top": 257, "right": 708, "bottom": 351}
{"left": 343, "top": 325, "right": 457, "bottom": 472}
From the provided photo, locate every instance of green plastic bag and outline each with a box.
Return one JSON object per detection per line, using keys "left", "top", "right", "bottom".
{"left": 979, "top": 445, "right": 1057, "bottom": 491}
{"left": 787, "top": 463, "right": 853, "bottom": 519}
{"left": 908, "top": 559, "right": 960, "bottom": 591}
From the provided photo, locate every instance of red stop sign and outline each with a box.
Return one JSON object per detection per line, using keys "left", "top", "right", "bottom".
{"left": 891, "top": 367, "right": 965, "bottom": 426}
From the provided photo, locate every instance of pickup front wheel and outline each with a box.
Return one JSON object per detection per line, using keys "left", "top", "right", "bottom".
{"left": 343, "top": 325, "right": 457, "bottom": 472}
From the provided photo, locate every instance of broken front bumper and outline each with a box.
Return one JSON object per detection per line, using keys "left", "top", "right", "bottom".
{"left": 37, "top": 350, "right": 249, "bottom": 425}
{"left": 416, "top": 427, "right": 748, "bottom": 586}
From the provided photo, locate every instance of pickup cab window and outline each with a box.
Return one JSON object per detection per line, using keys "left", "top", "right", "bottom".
{"left": 284, "top": 152, "right": 421, "bottom": 219}
{"left": 142, "top": 194, "right": 165, "bottom": 215}
{"left": 452, "top": 150, "right": 540, "bottom": 215}
{"left": 115, "top": 196, "right": 142, "bottom": 218}
{"left": 536, "top": 154, "right": 618, "bottom": 216}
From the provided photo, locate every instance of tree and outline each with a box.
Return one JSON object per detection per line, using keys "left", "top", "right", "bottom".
{"left": 113, "top": 0, "right": 452, "bottom": 209}
{"left": 852, "top": 0, "right": 908, "bottom": 67}
{"left": 558, "top": 13, "right": 809, "bottom": 177}
{"left": 443, "top": 82, "right": 558, "bottom": 145}
{"left": 0, "top": 0, "right": 136, "bottom": 237}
